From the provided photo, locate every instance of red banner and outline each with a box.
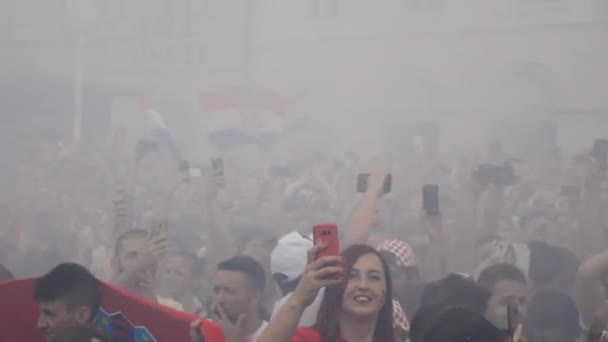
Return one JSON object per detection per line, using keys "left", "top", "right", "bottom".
{"left": 0, "top": 278, "right": 224, "bottom": 342}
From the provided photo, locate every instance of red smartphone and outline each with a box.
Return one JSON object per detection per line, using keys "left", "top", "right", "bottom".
{"left": 313, "top": 224, "right": 340, "bottom": 260}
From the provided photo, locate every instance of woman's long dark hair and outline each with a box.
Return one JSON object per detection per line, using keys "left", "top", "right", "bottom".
{"left": 314, "top": 244, "right": 395, "bottom": 342}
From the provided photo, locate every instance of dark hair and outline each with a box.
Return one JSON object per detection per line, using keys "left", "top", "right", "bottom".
{"left": 528, "top": 242, "right": 579, "bottom": 292}
{"left": 528, "top": 241, "right": 561, "bottom": 286}
{"left": 523, "top": 291, "right": 581, "bottom": 340}
{"left": 411, "top": 304, "right": 452, "bottom": 342}
{"left": 314, "top": 244, "right": 395, "bottom": 342}
{"left": 114, "top": 229, "right": 148, "bottom": 257}
{"left": 217, "top": 255, "right": 266, "bottom": 292}
{"left": 33, "top": 263, "right": 101, "bottom": 322}
{"left": 0, "top": 264, "right": 14, "bottom": 281}
{"left": 273, "top": 273, "right": 301, "bottom": 296}
{"left": 420, "top": 274, "right": 490, "bottom": 315}
{"left": 477, "top": 263, "right": 526, "bottom": 292}
{"left": 50, "top": 324, "right": 110, "bottom": 342}
{"left": 418, "top": 307, "right": 505, "bottom": 342}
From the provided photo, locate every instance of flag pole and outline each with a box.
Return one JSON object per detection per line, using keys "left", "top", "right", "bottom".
{"left": 72, "top": 34, "right": 84, "bottom": 146}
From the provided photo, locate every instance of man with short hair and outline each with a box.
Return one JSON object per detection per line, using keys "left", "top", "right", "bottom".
{"left": 477, "top": 263, "right": 528, "bottom": 332}
{"left": 420, "top": 273, "right": 491, "bottom": 315}
{"left": 212, "top": 255, "right": 268, "bottom": 342}
{"left": 111, "top": 229, "right": 168, "bottom": 300}
{"left": 33, "top": 263, "right": 101, "bottom": 341}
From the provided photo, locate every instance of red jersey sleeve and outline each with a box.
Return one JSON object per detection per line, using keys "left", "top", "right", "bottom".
{"left": 292, "top": 327, "right": 322, "bottom": 342}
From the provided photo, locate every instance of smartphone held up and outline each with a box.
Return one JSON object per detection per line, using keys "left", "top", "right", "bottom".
{"left": 357, "top": 173, "right": 392, "bottom": 194}
{"left": 177, "top": 158, "right": 224, "bottom": 183}
{"left": 211, "top": 157, "right": 224, "bottom": 177}
{"left": 312, "top": 224, "right": 340, "bottom": 260}
{"left": 422, "top": 184, "right": 440, "bottom": 216}
{"left": 472, "top": 163, "right": 517, "bottom": 186}
{"left": 312, "top": 224, "right": 342, "bottom": 280}
{"left": 592, "top": 138, "right": 608, "bottom": 170}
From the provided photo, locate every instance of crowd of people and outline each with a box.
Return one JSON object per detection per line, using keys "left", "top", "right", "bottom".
{"left": 2, "top": 118, "right": 608, "bottom": 342}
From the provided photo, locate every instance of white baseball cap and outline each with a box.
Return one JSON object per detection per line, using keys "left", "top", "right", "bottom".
{"left": 271, "top": 231, "right": 313, "bottom": 281}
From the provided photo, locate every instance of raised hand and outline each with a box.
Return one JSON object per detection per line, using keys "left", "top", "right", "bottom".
{"left": 212, "top": 303, "right": 247, "bottom": 342}
{"left": 367, "top": 169, "right": 388, "bottom": 197}
{"left": 290, "top": 244, "right": 346, "bottom": 309}
{"left": 189, "top": 320, "right": 205, "bottom": 342}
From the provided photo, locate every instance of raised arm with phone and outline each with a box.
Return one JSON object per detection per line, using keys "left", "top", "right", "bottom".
{"left": 343, "top": 169, "right": 389, "bottom": 248}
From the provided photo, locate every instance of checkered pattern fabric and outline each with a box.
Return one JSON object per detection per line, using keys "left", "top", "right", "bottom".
{"left": 377, "top": 239, "right": 417, "bottom": 267}
{"left": 392, "top": 299, "right": 410, "bottom": 331}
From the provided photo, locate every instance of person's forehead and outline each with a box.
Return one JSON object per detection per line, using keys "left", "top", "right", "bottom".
{"left": 165, "top": 256, "right": 193, "bottom": 271}
{"left": 121, "top": 236, "right": 147, "bottom": 251}
{"left": 492, "top": 279, "right": 527, "bottom": 296}
{"left": 213, "top": 270, "right": 250, "bottom": 288}
{"left": 352, "top": 253, "right": 384, "bottom": 272}
{"left": 40, "top": 299, "right": 69, "bottom": 312}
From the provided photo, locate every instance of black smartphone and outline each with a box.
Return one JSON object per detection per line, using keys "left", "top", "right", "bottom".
{"left": 422, "top": 184, "right": 440, "bottom": 216}
{"left": 179, "top": 160, "right": 190, "bottom": 173}
{"left": 473, "top": 164, "right": 517, "bottom": 186}
{"left": 211, "top": 158, "right": 224, "bottom": 177}
{"left": 357, "top": 174, "right": 392, "bottom": 194}
{"left": 135, "top": 139, "right": 158, "bottom": 161}
{"left": 593, "top": 139, "right": 608, "bottom": 169}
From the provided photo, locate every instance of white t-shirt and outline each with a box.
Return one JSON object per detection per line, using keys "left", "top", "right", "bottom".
{"left": 271, "top": 288, "right": 325, "bottom": 327}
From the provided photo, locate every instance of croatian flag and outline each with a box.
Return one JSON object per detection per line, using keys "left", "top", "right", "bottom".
{"left": 0, "top": 278, "right": 225, "bottom": 342}
{"left": 140, "top": 98, "right": 182, "bottom": 162}
{"left": 200, "top": 87, "right": 288, "bottom": 150}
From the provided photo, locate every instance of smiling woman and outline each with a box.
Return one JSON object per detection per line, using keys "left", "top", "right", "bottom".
{"left": 258, "top": 244, "right": 396, "bottom": 342}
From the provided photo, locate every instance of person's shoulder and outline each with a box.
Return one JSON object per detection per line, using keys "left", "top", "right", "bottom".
{"left": 292, "top": 327, "right": 321, "bottom": 342}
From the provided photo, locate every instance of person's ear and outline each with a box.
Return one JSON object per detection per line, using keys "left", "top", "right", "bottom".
{"left": 75, "top": 306, "right": 94, "bottom": 324}
{"left": 251, "top": 290, "right": 263, "bottom": 307}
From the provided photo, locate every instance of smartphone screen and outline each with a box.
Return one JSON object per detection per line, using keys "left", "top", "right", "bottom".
{"left": 473, "top": 164, "right": 494, "bottom": 184}
{"left": 357, "top": 174, "right": 369, "bottom": 193}
{"left": 356, "top": 174, "right": 392, "bottom": 194}
{"left": 179, "top": 160, "right": 190, "bottom": 173}
{"left": 422, "top": 184, "right": 440, "bottom": 216}
{"left": 473, "top": 164, "right": 516, "bottom": 186}
{"left": 593, "top": 139, "right": 608, "bottom": 169}
{"left": 313, "top": 224, "right": 340, "bottom": 260}
{"left": 211, "top": 158, "right": 224, "bottom": 176}
{"left": 383, "top": 174, "right": 392, "bottom": 194}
